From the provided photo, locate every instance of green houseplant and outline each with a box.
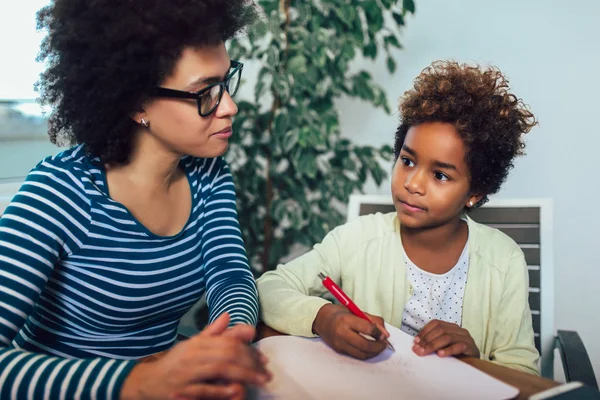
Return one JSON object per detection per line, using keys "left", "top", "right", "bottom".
{"left": 227, "top": 0, "right": 415, "bottom": 273}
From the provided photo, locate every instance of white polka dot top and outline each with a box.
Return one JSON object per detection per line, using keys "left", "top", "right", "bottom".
{"left": 401, "top": 239, "right": 469, "bottom": 337}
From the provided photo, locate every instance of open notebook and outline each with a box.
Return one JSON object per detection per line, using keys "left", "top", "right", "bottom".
{"left": 250, "top": 324, "right": 519, "bottom": 400}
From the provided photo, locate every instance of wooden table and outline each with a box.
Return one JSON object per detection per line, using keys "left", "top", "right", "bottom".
{"left": 256, "top": 324, "right": 559, "bottom": 400}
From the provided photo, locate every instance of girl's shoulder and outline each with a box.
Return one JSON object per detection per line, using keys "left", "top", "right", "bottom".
{"left": 331, "top": 211, "right": 398, "bottom": 246}
{"left": 468, "top": 217, "right": 520, "bottom": 249}
{"left": 467, "top": 217, "right": 526, "bottom": 272}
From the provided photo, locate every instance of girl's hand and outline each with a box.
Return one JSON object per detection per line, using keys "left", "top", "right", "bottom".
{"left": 312, "top": 304, "right": 390, "bottom": 360}
{"left": 363, "top": 312, "right": 390, "bottom": 342}
{"left": 121, "top": 313, "right": 271, "bottom": 400}
{"left": 413, "top": 319, "right": 480, "bottom": 358}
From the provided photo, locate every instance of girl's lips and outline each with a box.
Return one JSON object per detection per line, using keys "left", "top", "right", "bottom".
{"left": 400, "top": 200, "right": 426, "bottom": 212}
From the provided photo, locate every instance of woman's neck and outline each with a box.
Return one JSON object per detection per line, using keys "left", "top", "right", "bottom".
{"left": 105, "top": 130, "right": 183, "bottom": 192}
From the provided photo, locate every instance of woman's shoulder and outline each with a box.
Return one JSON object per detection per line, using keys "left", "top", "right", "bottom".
{"left": 33, "top": 144, "right": 95, "bottom": 169}
{"left": 181, "top": 156, "right": 229, "bottom": 177}
{"left": 27, "top": 145, "right": 101, "bottom": 189}
{"left": 181, "top": 156, "right": 233, "bottom": 197}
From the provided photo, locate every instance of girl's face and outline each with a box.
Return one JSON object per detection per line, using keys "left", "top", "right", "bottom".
{"left": 139, "top": 42, "right": 238, "bottom": 159}
{"left": 391, "top": 122, "right": 481, "bottom": 229}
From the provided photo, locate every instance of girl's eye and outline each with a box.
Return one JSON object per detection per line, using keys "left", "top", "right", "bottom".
{"left": 401, "top": 157, "right": 414, "bottom": 167}
{"left": 434, "top": 171, "right": 449, "bottom": 181}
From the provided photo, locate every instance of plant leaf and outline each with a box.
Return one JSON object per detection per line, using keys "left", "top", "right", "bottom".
{"left": 403, "top": 0, "right": 416, "bottom": 14}
{"left": 386, "top": 56, "right": 397, "bottom": 74}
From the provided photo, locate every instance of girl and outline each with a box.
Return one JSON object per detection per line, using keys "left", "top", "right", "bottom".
{"left": 0, "top": 1, "right": 270, "bottom": 399}
{"left": 257, "top": 61, "right": 540, "bottom": 375}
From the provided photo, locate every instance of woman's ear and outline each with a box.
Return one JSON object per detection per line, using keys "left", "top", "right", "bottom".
{"left": 131, "top": 109, "right": 149, "bottom": 128}
{"left": 465, "top": 194, "right": 484, "bottom": 208}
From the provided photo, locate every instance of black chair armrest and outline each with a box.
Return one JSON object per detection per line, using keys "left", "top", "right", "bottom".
{"left": 555, "top": 330, "right": 598, "bottom": 389}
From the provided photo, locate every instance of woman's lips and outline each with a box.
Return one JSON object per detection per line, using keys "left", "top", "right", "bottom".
{"left": 212, "top": 127, "right": 232, "bottom": 139}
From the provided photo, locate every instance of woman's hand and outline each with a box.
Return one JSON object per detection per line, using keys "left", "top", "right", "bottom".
{"left": 413, "top": 319, "right": 480, "bottom": 358}
{"left": 121, "top": 313, "right": 271, "bottom": 400}
{"left": 312, "top": 304, "right": 390, "bottom": 360}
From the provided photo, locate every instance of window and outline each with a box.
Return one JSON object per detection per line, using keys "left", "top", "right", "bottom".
{"left": 0, "top": 0, "right": 59, "bottom": 180}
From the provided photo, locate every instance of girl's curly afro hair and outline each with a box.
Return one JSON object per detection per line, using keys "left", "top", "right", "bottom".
{"left": 394, "top": 61, "right": 537, "bottom": 206}
{"left": 36, "top": 0, "right": 257, "bottom": 164}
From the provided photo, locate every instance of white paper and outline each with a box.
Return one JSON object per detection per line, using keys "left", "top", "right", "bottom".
{"left": 250, "top": 324, "right": 519, "bottom": 400}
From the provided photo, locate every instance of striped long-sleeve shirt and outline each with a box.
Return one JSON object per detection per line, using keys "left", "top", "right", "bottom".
{"left": 0, "top": 145, "right": 259, "bottom": 399}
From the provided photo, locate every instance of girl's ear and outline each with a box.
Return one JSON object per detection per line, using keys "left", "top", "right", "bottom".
{"left": 465, "top": 194, "right": 484, "bottom": 208}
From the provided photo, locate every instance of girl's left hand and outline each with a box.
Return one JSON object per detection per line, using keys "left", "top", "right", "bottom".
{"left": 412, "top": 319, "right": 480, "bottom": 358}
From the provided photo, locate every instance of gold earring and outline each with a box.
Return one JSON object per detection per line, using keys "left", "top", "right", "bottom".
{"left": 140, "top": 118, "right": 150, "bottom": 128}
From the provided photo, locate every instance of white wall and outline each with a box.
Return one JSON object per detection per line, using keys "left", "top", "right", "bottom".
{"left": 337, "top": 0, "right": 600, "bottom": 377}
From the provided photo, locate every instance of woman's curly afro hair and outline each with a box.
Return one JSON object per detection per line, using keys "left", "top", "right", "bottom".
{"left": 36, "top": 0, "right": 257, "bottom": 164}
{"left": 394, "top": 61, "right": 537, "bottom": 206}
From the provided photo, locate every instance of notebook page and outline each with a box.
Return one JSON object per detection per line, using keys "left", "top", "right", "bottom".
{"left": 250, "top": 324, "right": 519, "bottom": 400}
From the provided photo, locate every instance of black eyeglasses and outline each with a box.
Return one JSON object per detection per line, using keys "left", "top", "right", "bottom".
{"left": 151, "top": 60, "right": 243, "bottom": 117}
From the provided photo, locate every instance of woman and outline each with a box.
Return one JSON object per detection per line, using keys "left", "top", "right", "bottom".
{"left": 0, "top": 0, "right": 269, "bottom": 399}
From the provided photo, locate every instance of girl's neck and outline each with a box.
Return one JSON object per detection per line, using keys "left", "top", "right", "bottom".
{"left": 400, "top": 216, "right": 466, "bottom": 252}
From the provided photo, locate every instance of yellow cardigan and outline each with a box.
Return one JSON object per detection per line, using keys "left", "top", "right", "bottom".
{"left": 257, "top": 212, "right": 540, "bottom": 375}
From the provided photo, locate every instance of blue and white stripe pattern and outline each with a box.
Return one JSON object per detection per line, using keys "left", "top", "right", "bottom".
{"left": 0, "top": 145, "right": 258, "bottom": 399}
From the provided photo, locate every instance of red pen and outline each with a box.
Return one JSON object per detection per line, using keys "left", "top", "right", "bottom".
{"left": 318, "top": 272, "right": 395, "bottom": 351}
